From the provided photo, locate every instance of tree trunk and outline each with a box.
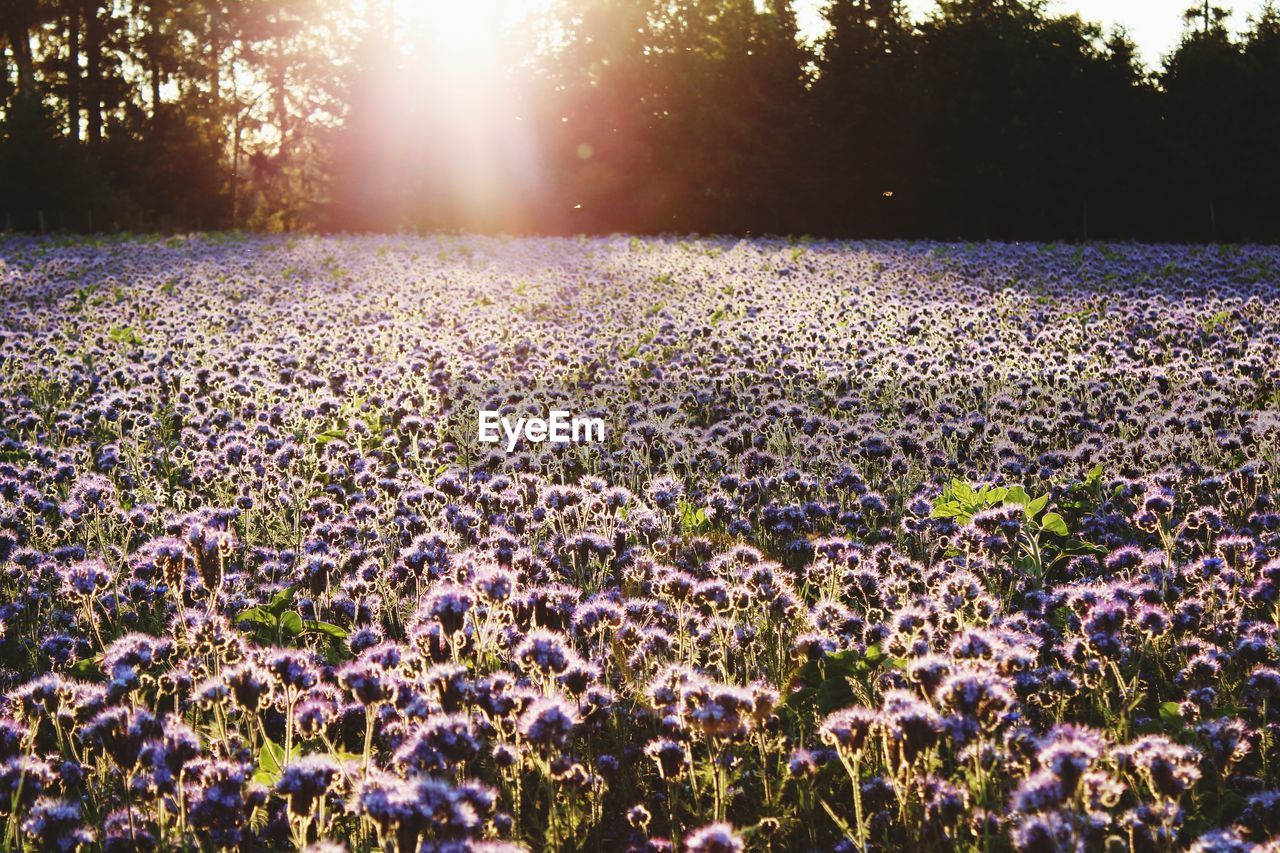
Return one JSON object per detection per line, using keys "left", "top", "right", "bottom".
{"left": 68, "top": 5, "right": 81, "bottom": 140}
{"left": 273, "top": 67, "right": 288, "bottom": 155}
{"left": 231, "top": 113, "right": 243, "bottom": 227}
{"left": 6, "top": 23, "right": 36, "bottom": 102}
{"left": 148, "top": 5, "right": 163, "bottom": 117}
{"left": 151, "top": 61, "right": 161, "bottom": 116}
{"left": 209, "top": 23, "right": 220, "bottom": 108}
{"left": 87, "top": 4, "right": 103, "bottom": 144}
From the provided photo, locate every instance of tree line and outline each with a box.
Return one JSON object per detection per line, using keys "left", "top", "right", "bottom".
{"left": 2, "top": 0, "right": 1278, "bottom": 241}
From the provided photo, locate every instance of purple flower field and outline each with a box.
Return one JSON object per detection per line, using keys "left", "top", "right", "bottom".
{"left": 1, "top": 234, "right": 1279, "bottom": 851}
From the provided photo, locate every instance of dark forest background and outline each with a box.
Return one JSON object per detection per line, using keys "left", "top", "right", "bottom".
{"left": 2, "top": 0, "right": 1279, "bottom": 241}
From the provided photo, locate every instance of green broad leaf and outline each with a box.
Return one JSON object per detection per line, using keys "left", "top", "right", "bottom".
{"left": 235, "top": 607, "right": 274, "bottom": 627}
{"left": 1027, "top": 493, "right": 1050, "bottom": 518}
{"left": 784, "top": 685, "right": 818, "bottom": 711}
{"left": 267, "top": 587, "right": 296, "bottom": 617}
{"left": 303, "top": 620, "right": 349, "bottom": 639}
{"left": 108, "top": 326, "right": 143, "bottom": 345}
{"left": 930, "top": 501, "right": 963, "bottom": 519}
{"left": 677, "top": 500, "right": 710, "bottom": 534}
{"left": 1057, "top": 538, "right": 1107, "bottom": 557}
{"left": 1040, "top": 512, "right": 1069, "bottom": 537}
{"left": 1219, "top": 790, "right": 1247, "bottom": 822}
{"left": 314, "top": 428, "right": 347, "bottom": 445}
{"left": 1158, "top": 701, "right": 1183, "bottom": 727}
{"left": 816, "top": 676, "right": 857, "bottom": 714}
{"left": 320, "top": 640, "right": 355, "bottom": 666}
{"left": 258, "top": 739, "right": 286, "bottom": 778}
{"left": 70, "top": 658, "right": 104, "bottom": 681}
{"left": 1003, "top": 485, "right": 1029, "bottom": 506}
{"left": 951, "top": 479, "right": 978, "bottom": 505}
{"left": 255, "top": 738, "right": 301, "bottom": 786}
{"left": 823, "top": 648, "right": 865, "bottom": 679}
{"left": 280, "top": 611, "right": 304, "bottom": 637}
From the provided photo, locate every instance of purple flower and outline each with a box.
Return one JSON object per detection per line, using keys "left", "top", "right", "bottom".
{"left": 517, "top": 696, "right": 579, "bottom": 750}
{"left": 684, "top": 821, "right": 744, "bottom": 853}
{"left": 59, "top": 558, "right": 115, "bottom": 600}
{"left": 23, "top": 798, "right": 95, "bottom": 852}
{"left": 819, "top": 706, "right": 878, "bottom": 756}
{"left": 1118, "top": 735, "right": 1203, "bottom": 799}
{"left": 276, "top": 754, "right": 341, "bottom": 816}
{"left": 394, "top": 714, "right": 482, "bottom": 772}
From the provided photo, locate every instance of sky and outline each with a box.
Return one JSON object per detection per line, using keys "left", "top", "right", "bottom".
{"left": 394, "top": 1, "right": 1274, "bottom": 74}
{"left": 793, "top": 0, "right": 1273, "bottom": 69}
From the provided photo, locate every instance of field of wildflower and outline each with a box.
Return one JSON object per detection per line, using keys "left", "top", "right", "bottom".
{"left": 0, "top": 234, "right": 1278, "bottom": 852}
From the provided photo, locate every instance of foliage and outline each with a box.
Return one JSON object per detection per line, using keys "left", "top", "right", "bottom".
{"left": 2, "top": 1, "right": 1280, "bottom": 238}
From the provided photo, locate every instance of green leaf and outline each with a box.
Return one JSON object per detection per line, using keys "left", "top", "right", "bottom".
{"left": 950, "top": 479, "right": 978, "bottom": 506}
{"left": 108, "top": 326, "right": 143, "bottom": 345}
{"left": 1027, "top": 493, "right": 1050, "bottom": 518}
{"left": 267, "top": 587, "right": 296, "bottom": 617}
{"left": 1219, "top": 790, "right": 1248, "bottom": 822}
{"left": 823, "top": 649, "right": 865, "bottom": 679}
{"left": 320, "top": 639, "right": 355, "bottom": 666}
{"left": 930, "top": 501, "right": 963, "bottom": 519}
{"left": 70, "top": 658, "right": 104, "bottom": 681}
{"left": 1040, "top": 512, "right": 1069, "bottom": 537}
{"left": 784, "top": 685, "right": 818, "bottom": 712}
{"left": 314, "top": 428, "right": 347, "bottom": 445}
{"left": 235, "top": 607, "right": 274, "bottom": 628}
{"left": 816, "top": 676, "right": 857, "bottom": 714}
{"left": 793, "top": 645, "right": 886, "bottom": 715}
{"left": 1057, "top": 538, "right": 1107, "bottom": 557}
{"left": 260, "top": 739, "right": 287, "bottom": 775}
{"left": 280, "top": 611, "right": 304, "bottom": 638}
{"left": 254, "top": 738, "right": 300, "bottom": 786}
{"left": 1004, "top": 485, "right": 1029, "bottom": 506}
{"left": 819, "top": 798, "right": 860, "bottom": 846}
{"left": 1158, "top": 701, "right": 1183, "bottom": 727}
{"left": 677, "top": 500, "right": 710, "bottom": 534}
{"left": 303, "top": 620, "right": 349, "bottom": 639}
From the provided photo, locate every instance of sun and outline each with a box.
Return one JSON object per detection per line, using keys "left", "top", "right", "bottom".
{"left": 392, "top": 0, "right": 538, "bottom": 64}
{"left": 373, "top": 0, "right": 550, "bottom": 229}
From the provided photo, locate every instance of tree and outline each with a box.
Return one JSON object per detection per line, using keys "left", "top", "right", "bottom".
{"left": 1163, "top": 4, "right": 1247, "bottom": 238}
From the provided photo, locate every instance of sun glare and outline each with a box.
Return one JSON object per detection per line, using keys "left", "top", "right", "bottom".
{"left": 396, "top": 0, "right": 510, "bottom": 64}
{"left": 372, "top": 0, "right": 548, "bottom": 228}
